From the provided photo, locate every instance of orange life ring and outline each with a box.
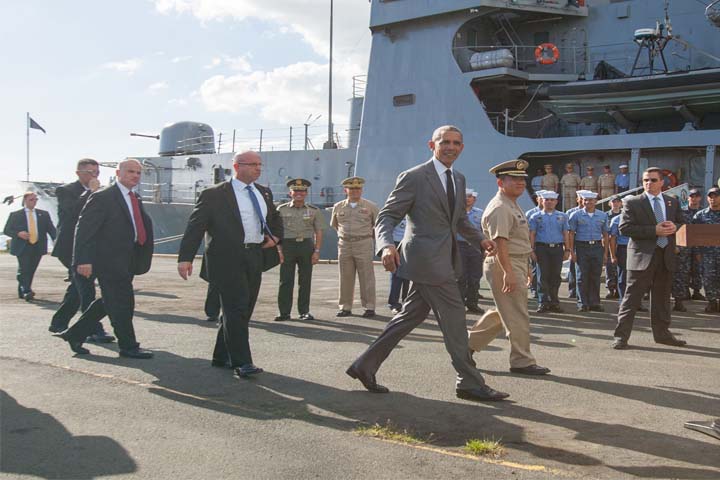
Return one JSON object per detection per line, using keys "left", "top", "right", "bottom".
{"left": 661, "top": 169, "right": 678, "bottom": 190}
{"left": 535, "top": 43, "right": 560, "bottom": 65}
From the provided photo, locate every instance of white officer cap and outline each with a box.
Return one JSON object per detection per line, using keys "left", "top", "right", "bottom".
{"left": 465, "top": 189, "right": 478, "bottom": 197}
{"left": 580, "top": 191, "right": 598, "bottom": 199}
{"left": 540, "top": 191, "right": 559, "bottom": 199}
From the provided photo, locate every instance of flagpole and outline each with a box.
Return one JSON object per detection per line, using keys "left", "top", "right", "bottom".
{"left": 26, "top": 112, "right": 30, "bottom": 181}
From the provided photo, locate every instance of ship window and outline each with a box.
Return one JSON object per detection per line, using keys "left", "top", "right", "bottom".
{"left": 533, "top": 32, "right": 550, "bottom": 45}
{"left": 393, "top": 94, "right": 415, "bottom": 107}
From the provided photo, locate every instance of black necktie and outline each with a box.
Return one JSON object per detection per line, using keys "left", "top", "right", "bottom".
{"left": 445, "top": 169, "right": 455, "bottom": 216}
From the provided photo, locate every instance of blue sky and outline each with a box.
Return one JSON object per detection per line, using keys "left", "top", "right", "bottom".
{"left": 0, "top": 0, "right": 371, "bottom": 185}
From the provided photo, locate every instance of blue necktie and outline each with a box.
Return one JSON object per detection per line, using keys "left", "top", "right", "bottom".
{"left": 652, "top": 196, "right": 668, "bottom": 248}
{"left": 246, "top": 185, "right": 272, "bottom": 237}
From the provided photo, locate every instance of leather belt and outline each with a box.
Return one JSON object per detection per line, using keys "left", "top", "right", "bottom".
{"left": 340, "top": 235, "right": 372, "bottom": 241}
{"left": 536, "top": 242, "right": 562, "bottom": 248}
{"left": 243, "top": 243, "right": 262, "bottom": 249}
{"left": 576, "top": 240, "right": 600, "bottom": 245}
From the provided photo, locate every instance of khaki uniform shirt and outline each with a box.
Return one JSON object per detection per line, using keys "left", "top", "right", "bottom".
{"left": 598, "top": 173, "right": 616, "bottom": 197}
{"left": 330, "top": 198, "right": 379, "bottom": 240}
{"left": 277, "top": 202, "right": 324, "bottom": 240}
{"left": 541, "top": 173, "right": 559, "bottom": 192}
{"left": 482, "top": 191, "right": 532, "bottom": 255}
{"left": 580, "top": 175, "right": 598, "bottom": 192}
{"left": 560, "top": 172, "right": 581, "bottom": 192}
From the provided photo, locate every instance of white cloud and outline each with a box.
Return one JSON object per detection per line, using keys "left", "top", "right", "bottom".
{"left": 169, "top": 98, "right": 189, "bottom": 106}
{"left": 204, "top": 57, "right": 223, "bottom": 69}
{"left": 148, "top": 81, "right": 169, "bottom": 92}
{"left": 198, "top": 59, "right": 356, "bottom": 126}
{"left": 102, "top": 58, "right": 143, "bottom": 75}
{"left": 171, "top": 55, "right": 192, "bottom": 63}
{"left": 203, "top": 54, "right": 252, "bottom": 72}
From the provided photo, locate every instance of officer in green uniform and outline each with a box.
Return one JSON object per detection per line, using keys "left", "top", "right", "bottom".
{"left": 275, "top": 178, "right": 325, "bottom": 321}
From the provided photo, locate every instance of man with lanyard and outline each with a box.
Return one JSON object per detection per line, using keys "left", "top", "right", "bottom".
{"left": 568, "top": 191, "right": 609, "bottom": 312}
{"left": 275, "top": 178, "right": 325, "bottom": 322}
{"left": 672, "top": 188, "right": 705, "bottom": 311}
{"left": 615, "top": 164, "right": 630, "bottom": 193}
{"left": 529, "top": 191, "right": 570, "bottom": 313}
{"left": 457, "top": 189, "right": 485, "bottom": 314}
{"left": 525, "top": 191, "right": 545, "bottom": 299}
{"left": 604, "top": 196, "right": 623, "bottom": 299}
{"left": 565, "top": 191, "right": 588, "bottom": 299}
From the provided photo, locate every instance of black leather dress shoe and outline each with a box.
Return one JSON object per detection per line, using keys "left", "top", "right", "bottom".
{"left": 577, "top": 306, "right": 589, "bottom": 312}
{"left": 206, "top": 315, "right": 219, "bottom": 322}
{"left": 87, "top": 332, "right": 116, "bottom": 343}
{"left": 361, "top": 309, "right": 376, "bottom": 318}
{"left": 48, "top": 324, "right": 66, "bottom": 334}
{"left": 299, "top": 313, "right": 314, "bottom": 321}
{"left": 510, "top": 364, "right": 551, "bottom": 375}
{"left": 345, "top": 366, "right": 389, "bottom": 393}
{"left": 549, "top": 304, "right": 563, "bottom": 313}
{"left": 691, "top": 291, "right": 706, "bottom": 301}
{"left": 467, "top": 305, "right": 485, "bottom": 314}
{"left": 119, "top": 348, "right": 154, "bottom": 359}
{"left": 589, "top": 305, "right": 604, "bottom": 312}
{"left": 456, "top": 386, "right": 509, "bottom": 402}
{"left": 53, "top": 332, "right": 90, "bottom": 355}
{"left": 211, "top": 359, "right": 230, "bottom": 368}
{"left": 655, "top": 336, "right": 687, "bottom": 347}
{"left": 23, "top": 291, "right": 35, "bottom": 302}
{"left": 673, "top": 301, "right": 687, "bottom": 312}
{"left": 234, "top": 364, "right": 263, "bottom": 378}
{"left": 612, "top": 338, "right": 629, "bottom": 350}
{"left": 336, "top": 310, "right": 351, "bottom": 317}
{"left": 536, "top": 305, "right": 551, "bottom": 313}
{"left": 274, "top": 314, "right": 291, "bottom": 322}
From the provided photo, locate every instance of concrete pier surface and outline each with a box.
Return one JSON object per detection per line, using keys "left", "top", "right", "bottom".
{"left": 1, "top": 254, "right": 719, "bottom": 479}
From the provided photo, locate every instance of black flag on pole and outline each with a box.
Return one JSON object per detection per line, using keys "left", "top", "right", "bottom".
{"left": 29, "top": 116, "right": 46, "bottom": 134}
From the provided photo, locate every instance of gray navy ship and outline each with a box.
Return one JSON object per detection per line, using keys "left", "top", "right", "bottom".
{"left": 22, "top": 0, "right": 720, "bottom": 257}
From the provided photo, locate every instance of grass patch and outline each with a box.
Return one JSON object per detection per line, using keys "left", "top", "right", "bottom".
{"left": 464, "top": 438, "right": 504, "bottom": 457}
{"left": 355, "top": 421, "right": 425, "bottom": 444}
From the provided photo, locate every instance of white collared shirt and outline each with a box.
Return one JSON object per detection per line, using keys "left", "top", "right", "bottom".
{"left": 645, "top": 192, "right": 667, "bottom": 221}
{"left": 232, "top": 178, "right": 267, "bottom": 244}
{"left": 432, "top": 157, "right": 455, "bottom": 193}
{"left": 116, "top": 182, "right": 139, "bottom": 242}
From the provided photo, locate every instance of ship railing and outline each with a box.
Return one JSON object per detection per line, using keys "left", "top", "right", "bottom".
{"left": 139, "top": 181, "right": 205, "bottom": 204}
{"left": 209, "top": 123, "right": 353, "bottom": 154}
{"left": 454, "top": 44, "right": 582, "bottom": 76}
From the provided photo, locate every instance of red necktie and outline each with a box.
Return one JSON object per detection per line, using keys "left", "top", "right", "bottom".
{"left": 129, "top": 191, "right": 147, "bottom": 245}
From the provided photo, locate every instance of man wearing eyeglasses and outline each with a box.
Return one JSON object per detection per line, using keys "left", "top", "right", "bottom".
{"left": 178, "top": 151, "right": 283, "bottom": 379}
{"left": 49, "top": 158, "right": 114, "bottom": 343}
{"left": 612, "top": 167, "right": 686, "bottom": 349}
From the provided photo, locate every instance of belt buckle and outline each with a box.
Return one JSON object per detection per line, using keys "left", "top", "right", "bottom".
{"left": 549, "top": 243, "right": 556, "bottom": 248}
{"left": 296, "top": 237, "right": 304, "bottom": 242}
{"left": 588, "top": 241, "right": 596, "bottom": 245}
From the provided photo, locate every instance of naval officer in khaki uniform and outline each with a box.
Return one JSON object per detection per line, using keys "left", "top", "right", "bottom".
{"left": 275, "top": 178, "right": 325, "bottom": 322}
{"left": 468, "top": 159, "right": 550, "bottom": 375}
{"left": 331, "top": 177, "right": 379, "bottom": 317}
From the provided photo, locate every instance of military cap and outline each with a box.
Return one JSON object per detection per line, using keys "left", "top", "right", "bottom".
{"left": 619, "top": 164, "right": 629, "bottom": 169}
{"left": 708, "top": 187, "right": 720, "bottom": 196}
{"left": 688, "top": 188, "right": 701, "bottom": 197}
{"left": 287, "top": 178, "right": 311, "bottom": 191}
{"left": 579, "top": 191, "right": 598, "bottom": 199}
{"left": 565, "top": 162, "right": 575, "bottom": 168}
{"left": 539, "top": 191, "right": 559, "bottom": 199}
{"left": 586, "top": 165, "right": 595, "bottom": 170}
{"left": 465, "top": 188, "right": 478, "bottom": 197}
{"left": 603, "top": 164, "right": 611, "bottom": 169}
{"left": 610, "top": 195, "right": 622, "bottom": 202}
{"left": 543, "top": 164, "right": 553, "bottom": 168}
{"left": 489, "top": 159, "right": 528, "bottom": 177}
{"left": 342, "top": 176, "right": 365, "bottom": 188}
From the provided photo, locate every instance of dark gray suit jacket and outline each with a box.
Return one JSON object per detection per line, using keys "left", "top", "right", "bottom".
{"left": 375, "top": 159, "right": 486, "bottom": 285}
{"left": 618, "top": 192, "right": 684, "bottom": 271}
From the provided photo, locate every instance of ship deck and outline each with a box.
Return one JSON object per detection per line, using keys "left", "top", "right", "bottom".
{"left": 1, "top": 254, "right": 719, "bottom": 479}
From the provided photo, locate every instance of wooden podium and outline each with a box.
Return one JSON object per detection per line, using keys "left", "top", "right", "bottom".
{"left": 675, "top": 224, "right": 720, "bottom": 247}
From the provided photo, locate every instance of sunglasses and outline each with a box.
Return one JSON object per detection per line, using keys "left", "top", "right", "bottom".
{"left": 642, "top": 178, "right": 660, "bottom": 183}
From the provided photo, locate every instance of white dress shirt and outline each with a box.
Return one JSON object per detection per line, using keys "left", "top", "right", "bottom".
{"left": 432, "top": 157, "right": 456, "bottom": 193}
{"left": 232, "top": 178, "right": 267, "bottom": 244}
{"left": 116, "top": 182, "right": 138, "bottom": 242}
{"left": 645, "top": 192, "right": 666, "bottom": 221}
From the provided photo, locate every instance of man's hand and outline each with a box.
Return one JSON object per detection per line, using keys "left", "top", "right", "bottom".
{"left": 77, "top": 264, "right": 92, "bottom": 278}
{"left": 562, "top": 250, "right": 570, "bottom": 261}
{"left": 178, "top": 261, "right": 193, "bottom": 280}
{"left": 655, "top": 221, "right": 677, "bottom": 237}
{"left": 611, "top": 256, "right": 618, "bottom": 265}
{"left": 382, "top": 245, "right": 401, "bottom": 273}
{"left": 262, "top": 235, "right": 280, "bottom": 248}
{"left": 17, "top": 231, "right": 30, "bottom": 240}
{"left": 480, "top": 239, "right": 497, "bottom": 256}
{"left": 311, "top": 251, "right": 320, "bottom": 265}
{"left": 570, "top": 252, "right": 577, "bottom": 262}
{"left": 278, "top": 250, "right": 285, "bottom": 264}
{"left": 530, "top": 251, "right": 537, "bottom": 262}
{"left": 502, "top": 271, "right": 517, "bottom": 293}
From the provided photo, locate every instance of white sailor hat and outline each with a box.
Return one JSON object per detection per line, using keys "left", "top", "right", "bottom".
{"left": 465, "top": 189, "right": 478, "bottom": 197}
{"left": 619, "top": 164, "right": 629, "bottom": 169}
{"left": 579, "top": 191, "right": 598, "bottom": 199}
{"left": 575, "top": 189, "right": 591, "bottom": 197}
{"left": 539, "top": 191, "right": 559, "bottom": 199}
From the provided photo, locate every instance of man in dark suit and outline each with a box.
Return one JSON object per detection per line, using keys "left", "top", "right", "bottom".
{"left": 178, "top": 151, "right": 283, "bottom": 379}
{"left": 612, "top": 167, "right": 686, "bottom": 349}
{"left": 48, "top": 158, "right": 113, "bottom": 342}
{"left": 346, "top": 125, "right": 508, "bottom": 402}
{"left": 54, "top": 159, "right": 154, "bottom": 358}
{"left": 4, "top": 192, "right": 56, "bottom": 300}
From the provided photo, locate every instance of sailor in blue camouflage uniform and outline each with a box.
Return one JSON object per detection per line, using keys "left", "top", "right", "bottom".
{"left": 604, "top": 195, "right": 623, "bottom": 299}
{"left": 457, "top": 189, "right": 485, "bottom": 313}
{"left": 525, "top": 191, "right": 545, "bottom": 299}
{"left": 568, "top": 191, "right": 609, "bottom": 312}
{"left": 672, "top": 188, "right": 705, "bottom": 311}
{"left": 529, "top": 191, "right": 570, "bottom": 313}
{"left": 692, "top": 187, "right": 720, "bottom": 313}
{"left": 565, "top": 190, "right": 588, "bottom": 298}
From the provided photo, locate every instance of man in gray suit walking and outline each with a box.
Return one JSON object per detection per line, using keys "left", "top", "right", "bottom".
{"left": 346, "top": 125, "right": 509, "bottom": 402}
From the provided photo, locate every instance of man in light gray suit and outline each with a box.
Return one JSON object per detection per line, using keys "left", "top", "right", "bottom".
{"left": 346, "top": 125, "right": 509, "bottom": 402}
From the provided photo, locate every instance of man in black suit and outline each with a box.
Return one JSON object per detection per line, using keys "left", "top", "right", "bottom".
{"left": 612, "top": 167, "right": 686, "bottom": 349}
{"left": 178, "top": 151, "right": 283, "bottom": 379}
{"left": 55, "top": 159, "right": 154, "bottom": 358}
{"left": 4, "top": 192, "right": 56, "bottom": 300}
{"left": 48, "top": 158, "right": 113, "bottom": 342}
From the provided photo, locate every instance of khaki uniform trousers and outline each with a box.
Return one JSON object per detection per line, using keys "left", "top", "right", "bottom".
{"left": 338, "top": 237, "right": 376, "bottom": 310}
{"left": 468, "top": 255, "right": 536, "bottom": 368}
